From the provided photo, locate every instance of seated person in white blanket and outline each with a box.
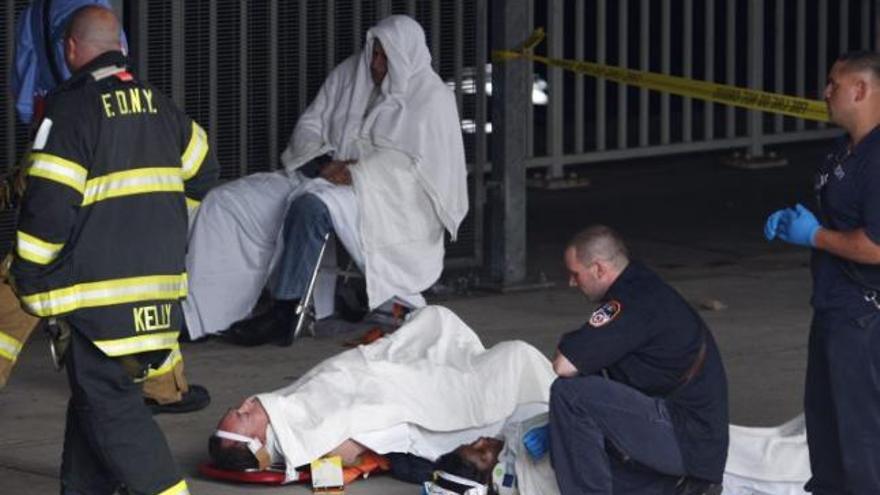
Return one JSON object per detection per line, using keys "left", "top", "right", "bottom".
{"left": 204, "top": 15, "right": 467, "bottom": 346}
{"left": 206, "top": 305, "right": 555, "bottom": 485}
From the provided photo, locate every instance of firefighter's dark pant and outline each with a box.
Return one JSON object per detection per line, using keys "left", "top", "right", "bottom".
{"left": 60, "top": 329, "right": 186, "bottom": 495}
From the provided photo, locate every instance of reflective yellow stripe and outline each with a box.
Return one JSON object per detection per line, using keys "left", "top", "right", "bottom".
{"left": 16, "top": 231, "right": 64, "bottom": 265}
{"left": 0, "top": 331, "right": 23, "bottom": 362}
{"left": 144, "top": 343, "right": 182, "bottom": 378}
{"left": 20, "top": 274, "right": 188, "bottom": 317}
{"left": 82, "top": 167, "right": 184, "bottom": 206}
{"left": 93, "top": 331, "right": 180, "bottom": 357}
{"left": 28, "top": 153, "right": 88, "bottom": 194}
{"left": 156, "top": 479, "right": 189, "bottom": 495}
{"left": 185, "top": 197, "right": 200, "bottom": 211}
{"left": 181, "top": 122, "right": 208, "bottom": 181}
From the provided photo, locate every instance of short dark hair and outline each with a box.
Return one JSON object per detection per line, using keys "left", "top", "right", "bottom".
{"left": 434, "top": 451, "right": 495, "bottom": 492}
{"left": 837, "top": 50, "right": 880, "bottom": 80}
{"left": 208, "top": 435, "right": 258, "bottom": 471}
{"left": 566, "top": 225, "right": 629, "bottom": 268}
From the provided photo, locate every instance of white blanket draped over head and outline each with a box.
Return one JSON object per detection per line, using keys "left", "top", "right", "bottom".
{"left": 281, "top": 14, "right": 468, "bottom": 308}
{"left": 182, "top": 14, "right": 467, "bottom": 339}
{"left": 255, "top": 305, "right": 556, "bottom": 483}
{"left": 280, "top": 14, "right": 468, "bottom": 238}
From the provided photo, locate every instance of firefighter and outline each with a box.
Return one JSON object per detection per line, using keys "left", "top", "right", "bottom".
{"left": 10, "top": 6, "right": 218, "bottom": 493}
{"left": 6, "top": 0, "right": 209, "bottom": 415}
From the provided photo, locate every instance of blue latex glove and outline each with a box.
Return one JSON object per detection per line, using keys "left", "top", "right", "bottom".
{"left": 777, "top": 203, "right": 820, "bottom": 247}
{"left": 764, "top": 209, "right": 786, "bottom": 241}
{"left": 522, "top": 424, "right": 549, "bottom": 459}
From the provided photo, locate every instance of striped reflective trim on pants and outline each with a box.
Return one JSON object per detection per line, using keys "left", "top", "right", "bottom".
{"left": 0, "top": 331, "right": 23, "bottom": 362}
{"left": 144, "top": 343, "right": 182, "bottom": 378}
{"left": 181, "top": 122, "right": 208, "bottom": 181}
{"left": 20, "top": 274, "right": 188, "bottom": 317}
{"left": 93, "top": 331, "right": 179, "bottom": 357}
{"left": 185, "top": 197, "right": 200, "bottom": 211}
{"left": 82, "top": 167, "right": 184, "bottom": 206}
{"left": 16, "top": 230, "right": 64, "bottom": 265}
{"left": 156, "top": 479, "right": 189, "bottom": 495}
{"left": 28, "top": 152, "right": 88, "bottom": 194}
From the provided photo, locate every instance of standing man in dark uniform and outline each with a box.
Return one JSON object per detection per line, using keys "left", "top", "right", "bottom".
{"left": 765, "top": 51, "right": 880, "bottom": 494}
{"left": 10, "top": 6, "right": 218, "bottom": 494}
{"left": 549, "top": 225, "right": 728, "bottom": 495}
{"left": 8, "top": 0, "right": 211, "bottom": 415}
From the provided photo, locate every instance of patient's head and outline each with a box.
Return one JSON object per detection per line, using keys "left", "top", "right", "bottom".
{"left": 434, "top": 436, "right": 504, "bottom": 488}
{"left": 208, "top": 397, "right": 270, "bottom": 470}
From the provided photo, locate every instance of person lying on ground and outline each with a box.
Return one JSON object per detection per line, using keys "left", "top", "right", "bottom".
{"left": 433, "top": 413, "right": 809, "bottom": 495}
{"left": 207, "top": 305, "right": 554, "bottom": 483}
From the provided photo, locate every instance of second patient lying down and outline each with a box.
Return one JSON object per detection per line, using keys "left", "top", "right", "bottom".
{"left": 208, "top": 305, "right": 556, "bottom": 484}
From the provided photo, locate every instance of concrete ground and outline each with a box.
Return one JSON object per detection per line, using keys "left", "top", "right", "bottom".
{"left": 0, "top": 139, "right": 832, "bottom": 494}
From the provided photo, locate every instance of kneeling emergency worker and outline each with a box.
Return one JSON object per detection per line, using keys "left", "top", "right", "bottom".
{"left": 550, "top": 226, "right": 729, "bottom": 495}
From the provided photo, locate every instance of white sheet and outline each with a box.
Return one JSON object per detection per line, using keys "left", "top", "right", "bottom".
{"left": 350, "top": 148, "right": 443, "bottom": 308}
{"left": 183, "top": 172, "right": 294, "bottom": 338}
{"left": 280, "top": 15, "right": 468, "bottom": 239}
{"left": 498, "top": 413, "right": 560, "bottom": 495}
{"left": 183, "top": 16, "right": 467, "bottom": 338}
{"left": 722, "top": 415, "right": 810, "bottom": 494}
{"left": 255, "top": 305, "right": 556, "bottom": 483}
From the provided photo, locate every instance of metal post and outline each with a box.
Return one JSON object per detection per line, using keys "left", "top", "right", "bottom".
{"left": 326, "top": 0, "right": 335, "bottom": 69}
{"left": 747, "top": 0, "right": 764, "bottom": 156}
{"left": 661, "top": 0, "right": 670, "bottom": 145}
{"left": 818, "top": 0, "right": 828, "bottom": 129}
{"left": 135, "top": 0, "right": 148, "bottom": 79}
{"left": 3, "top": 0, "right": 15, "bottom": 171}
{"left": 617, "top": 0, "right": 629, "bottom": 149}
{"left": 547, "top": 1, "right": 564, "bottom": 178}
{"left": 726, "top": 0, "right": 736, "bottom": 139}
{"left": 209, "top": 0, "right": 218, "bottom": 154}
{"left": 171, "top": 1, "right": 184, "bottom": 107}
{"left": 297, "top": 0, "right": 307, "bottom": 114}
{"left": 472, "top": 0, "right": 488, "bottom": 266}
{"left": 488, "top": 0, "right": 529, "bottom": 287}
{"left": 238, "top": 0, "right": 247, "bottom": 177}
{"left": 595, "top": 0, "right": 606, "bottom": 151}
{"left": 704, "top": 0, "right": 715, "bottom": 140}
{"left": 639, "top": 0, "right": 650, "bottom": 146}
{"left": 875, "top": 0, "right": 880, "bottom": 51}
{"left": 268, "top": 0, "right": 278, "bottom": 169}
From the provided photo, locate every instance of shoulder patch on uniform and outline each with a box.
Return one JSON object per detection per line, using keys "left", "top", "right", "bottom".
{"left": 589, "top": 300, "right": 622, "bottom": 328}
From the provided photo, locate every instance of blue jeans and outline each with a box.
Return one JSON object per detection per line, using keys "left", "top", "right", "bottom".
{"left": 804, "top": 304, "right": 880, "bottom": 495}
{"left": 271, "top": 193, "right": 334, "bottom": 301}
{"left": 549, "top": 376, "right": 686, "bottom": 495}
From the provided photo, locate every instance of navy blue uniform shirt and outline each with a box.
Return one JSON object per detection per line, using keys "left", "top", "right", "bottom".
{"left": 558, "top": 261, "right": 729, "bottom": 482}
{"left": 812, "top": 125, "right": 880, "bottom": 310}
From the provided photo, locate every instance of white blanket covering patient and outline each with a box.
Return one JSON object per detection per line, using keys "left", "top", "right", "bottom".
{"left": 211, "top": 306, "right": 555, "bottom": 483}
{"left": 210, "top": 305, "right": 811, "bottom": 494}
{"left": 723, "top": 415, "right": 810, "bottom": 494}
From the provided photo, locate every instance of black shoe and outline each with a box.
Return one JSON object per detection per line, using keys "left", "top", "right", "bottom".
{"left": 675, "top": 477, "right": 721, "bottom": 495}
{"left": 146, "top": 384, "right": 211, "bottom": 415}
{"left": 222, "top": 300, "right": 296, "bottom": 346}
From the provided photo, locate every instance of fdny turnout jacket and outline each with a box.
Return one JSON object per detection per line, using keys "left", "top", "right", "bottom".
{"left": 11, "top": 51, "right": 219, "bottom": 358}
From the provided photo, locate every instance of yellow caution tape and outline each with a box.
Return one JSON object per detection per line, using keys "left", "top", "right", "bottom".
{"left": 493, "top": 28, "right": 830, "bottom": 123}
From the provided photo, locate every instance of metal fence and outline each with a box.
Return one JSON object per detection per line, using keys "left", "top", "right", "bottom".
{"left": 1, "top": 0, "right": 878, "bottom": 272}
{"left": 125, "top": 0, "right": 487, "bottom": 267}
{"left": 526, "top": 0, "right": 878, "bottom": 178}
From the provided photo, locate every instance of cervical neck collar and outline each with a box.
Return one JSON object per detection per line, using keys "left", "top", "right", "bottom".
{"left": 214, "top": 430, "right": 272, "bottom": 471}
